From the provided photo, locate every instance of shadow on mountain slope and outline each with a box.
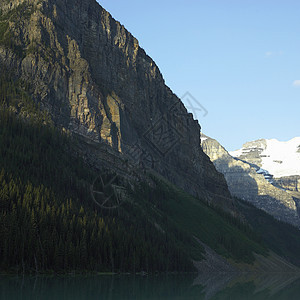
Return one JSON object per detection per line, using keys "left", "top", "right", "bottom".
{"left": 213, "top": 158, "right": 300, "bottom": 228}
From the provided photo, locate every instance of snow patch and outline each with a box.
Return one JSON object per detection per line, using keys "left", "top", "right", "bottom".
{"left": 261, "top": 138, "right": 300, "bottom": 177}
{"left": 229, "top": 148, "right": 244, "bottom": 157}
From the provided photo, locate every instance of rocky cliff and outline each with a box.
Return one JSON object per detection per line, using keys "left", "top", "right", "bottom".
{"left": 201, "top": 134, "right": 300, "bottom": 228}
{"left": 0, "top": 0, "right": 234, "bottom": 212}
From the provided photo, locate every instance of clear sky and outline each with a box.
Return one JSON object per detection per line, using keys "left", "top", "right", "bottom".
{"left": 97, "top": 0, "right": 300, "bottom": 151}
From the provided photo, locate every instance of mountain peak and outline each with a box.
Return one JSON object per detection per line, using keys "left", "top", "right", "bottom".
{"left": 229, "top": 137, "right": 300, "bottom": 178}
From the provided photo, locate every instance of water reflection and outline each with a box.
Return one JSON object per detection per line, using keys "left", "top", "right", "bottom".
{"left": 0, "top": 272, "right": 300, "bottom": 299}
{"left": 194, "top": 272, "right": 300, "bottom": 300}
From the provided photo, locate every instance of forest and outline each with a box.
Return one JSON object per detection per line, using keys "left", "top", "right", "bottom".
{"left": 1, "top": 0, "right": 300, "bottom": 277}
{"left": 0, "top": 73, "right": 271, "bottom": 274}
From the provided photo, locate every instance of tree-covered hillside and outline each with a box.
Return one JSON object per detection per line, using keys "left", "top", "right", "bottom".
{"left": 0, "top": 74, "right": 271, "bottom": 273}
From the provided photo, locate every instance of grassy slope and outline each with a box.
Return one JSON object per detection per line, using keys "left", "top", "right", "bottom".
{"left": 237, "top": 198, "right": 300, "bottom": 267}
{"left": 131, "top": 177, "right": 267, "bottom": 264}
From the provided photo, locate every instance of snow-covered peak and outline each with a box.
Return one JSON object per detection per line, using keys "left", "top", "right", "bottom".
{"left": 229, "top": 137, "right": 300, "bottom": 178}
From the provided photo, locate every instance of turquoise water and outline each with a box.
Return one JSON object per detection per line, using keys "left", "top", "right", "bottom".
{"left": 1, "top": 273, "right": 300, "bottom": 299}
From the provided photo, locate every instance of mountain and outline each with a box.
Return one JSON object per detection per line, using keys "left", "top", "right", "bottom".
{"left": 1, "top": 0, "right": 300, "bottom": 273}
{"left": 230, "top": 138, "right": 300, "bottom": 196}
{"left": 202, "top": 134, "right": 300, "bottom": 228}
{"left": 230, "top": 137, "right": 300, "bottom": 179}
{"left": 0, "top": 0, "right": 234, "bottom": 214}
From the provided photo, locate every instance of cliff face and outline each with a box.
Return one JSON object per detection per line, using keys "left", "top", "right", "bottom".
{"left": 201, "top": 134, "right": 300, "bottom": 228}
{"left": 0, "top": 0, "right": 234, "bottom": 211}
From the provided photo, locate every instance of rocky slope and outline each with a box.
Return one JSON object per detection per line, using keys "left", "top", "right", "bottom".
{"left": 201, "top": 134, "right": 300, "bottom": 228}
{"left": 274, "top": 175, "right": 300, "bottom": 192}
{"left": 0, "top": 0, "right": 234, "bottom": 212}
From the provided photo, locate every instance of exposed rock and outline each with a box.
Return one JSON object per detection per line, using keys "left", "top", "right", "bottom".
{"left": 229, "top": 139, "right": 267, "bottom": 167}
{"left": 274, "top": 175, "right": 300, "bottom": 192}
{"left": 201, "top": 134, "right": 300, "bottom": 228}
{"left": 0, "top": 0, "right": 235, "bottom": 213}
{"left": 193, "top": 238, "right": 237, "bottom": 274}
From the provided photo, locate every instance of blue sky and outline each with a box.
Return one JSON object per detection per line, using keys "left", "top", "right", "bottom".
{"left": 97, "top": 0, "right": 300, "bottom": 151}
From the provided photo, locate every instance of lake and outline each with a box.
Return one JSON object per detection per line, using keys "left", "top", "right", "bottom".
{"left": 1, "top": 272, "right": 300, "bottom": 299}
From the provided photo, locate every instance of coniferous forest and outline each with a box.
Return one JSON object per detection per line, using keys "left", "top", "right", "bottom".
{"left": 0, "top": 74, "right": 197, "bottom": 273}
{"left": 0, "top": 73, "right": 274, "bottom": 273}
{"left": 0, "top": 110, "right": 197, "bottom": 273}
